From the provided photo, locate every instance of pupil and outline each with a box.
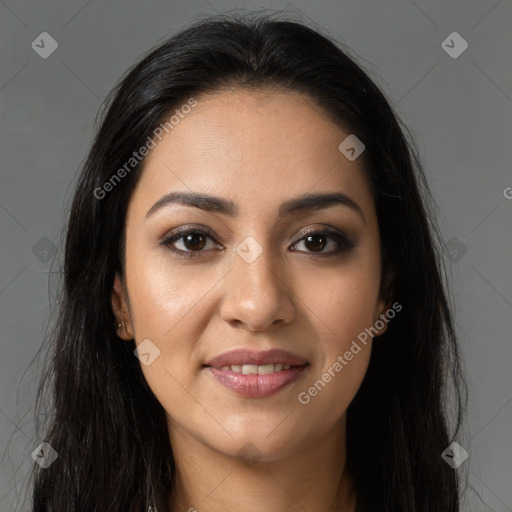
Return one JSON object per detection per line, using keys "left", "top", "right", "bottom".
{"left": 305, "top": 234, "right": 326, "bottom": 252}
{"left": 184, "top": 233, "right": 205, "bottom": 251}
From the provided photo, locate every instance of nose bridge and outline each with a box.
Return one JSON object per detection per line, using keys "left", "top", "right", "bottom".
{"left": 220, "top": 236, "right": 294, "bottom": 330}
{"left": 236, "top": 238, "right": 279, "bottom": 294}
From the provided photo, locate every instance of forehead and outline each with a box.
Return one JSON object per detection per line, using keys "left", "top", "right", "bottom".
{"left": 130, "top": 88, "right": 374, "bottom": 218}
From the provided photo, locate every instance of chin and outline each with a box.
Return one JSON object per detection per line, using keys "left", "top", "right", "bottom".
{"left": 205, "top": 428, "right": 306, "bottom": 464}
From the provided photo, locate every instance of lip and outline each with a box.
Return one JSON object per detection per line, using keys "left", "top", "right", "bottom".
{"left": 205, "top": 348, "right": 307, "bottom": 368}
{"left": 204, "top": 349, "right": 308, "bottom": 398}
{"left": 206, "top": 365, "right": 308, "bottom": 398}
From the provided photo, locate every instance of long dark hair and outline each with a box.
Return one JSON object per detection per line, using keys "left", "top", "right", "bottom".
{"left": 31, "top": 12, "right": 467, "bottom": 512}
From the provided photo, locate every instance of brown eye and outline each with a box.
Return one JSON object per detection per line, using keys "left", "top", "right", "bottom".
{"left": 290, "top": 228, "right": 354, "bottom": 256}
{"left": 180, "top": 232, "right": 207, "bottom": 251}
{"left": 161, "top": 228, "right": 221, "bottom": 259}
{"left": 160, "top": 226, "right": 354, "bottom": 260}
{"left": 303, "top": 233, "right": 328, "bottom": 252}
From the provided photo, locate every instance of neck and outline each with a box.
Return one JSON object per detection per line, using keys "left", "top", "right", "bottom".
{"left": 166, "top": 416, "right": 357, "bottom": 512}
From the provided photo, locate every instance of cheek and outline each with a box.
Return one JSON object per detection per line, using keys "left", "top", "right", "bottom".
{"left": 292, "top": 256, "right": 380, "bottom": 418}
{"left": 295, "top": 284, "right": 374, "bottom": 430}
{"left": 124, "top": 247, "right": 229, "bottom": 418}
{"left": 126, "top": 247, "right": 208, "bottom": 339}
{"left": 124, "top": 249, "right": 200, "bottom": 379}
{"left": 296, "top": 251, "right": 382, "bottom": 345}
{"left": 296, "top": 347, "right": 371, "bottom": 437}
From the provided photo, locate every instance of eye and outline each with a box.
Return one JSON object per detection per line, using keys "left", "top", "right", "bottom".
{"left": 290, "top": 228, "right": 354, "bottom": 257}
{"left": 160, "top": 227, "right": 222, "bottom": 259}
{"left": 160, "top": 225, "right": 354, "bottom": 260}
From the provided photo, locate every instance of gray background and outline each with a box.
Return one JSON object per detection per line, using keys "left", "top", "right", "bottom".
{"left": 0, "top": 1, "right": 511, "bottom": 511}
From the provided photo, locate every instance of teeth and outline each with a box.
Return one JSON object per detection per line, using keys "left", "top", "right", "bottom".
{"left": 218, "top": 363, "right": 294, "bottom": 374}
{"left": 242, "top": 364, "right": 258, "bottom": 375}
{"left": 258, "top": 364, "right": 274, "bottom": 375}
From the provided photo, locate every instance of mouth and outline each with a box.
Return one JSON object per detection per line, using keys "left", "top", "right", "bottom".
{"left": 204, "top": 349, "right": 309, "bottom": 398}
{"left": 211, "top": 362, "right": 299, "bottom": 374}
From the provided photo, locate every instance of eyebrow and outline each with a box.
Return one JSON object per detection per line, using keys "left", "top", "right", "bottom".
{"left": 145, "top": 191, "right": 365, "bottom": 223}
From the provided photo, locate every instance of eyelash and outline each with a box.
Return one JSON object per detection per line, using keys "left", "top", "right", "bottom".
{"left": 159, "top": 225, "right": 355, "bottom": 260}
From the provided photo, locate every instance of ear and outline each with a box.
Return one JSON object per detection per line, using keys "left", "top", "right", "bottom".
{"left": 373, "top": 267, "right": 396, "bottom": 337}
{"left": 373, "top": 297, "right": 392, "bottom": 337}
{"left": 111, "top": 272, "right": 134, "bottom": 340}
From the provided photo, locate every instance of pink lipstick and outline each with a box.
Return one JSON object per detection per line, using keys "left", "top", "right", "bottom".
{"left": 204, "top": 349, "right": 308, "bottom": 398}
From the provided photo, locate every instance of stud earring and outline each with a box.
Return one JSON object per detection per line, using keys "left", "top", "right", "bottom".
{"left": 118, "top": 321, "right": 127, "bottom": 334}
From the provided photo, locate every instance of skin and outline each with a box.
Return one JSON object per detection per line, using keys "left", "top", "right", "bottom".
{"left": 111, "top": 87, "right": 390, "bottom": 512}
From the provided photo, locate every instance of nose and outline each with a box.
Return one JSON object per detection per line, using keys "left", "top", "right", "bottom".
{"left": 220, "top": 244, "right": 296, "bottom": 332}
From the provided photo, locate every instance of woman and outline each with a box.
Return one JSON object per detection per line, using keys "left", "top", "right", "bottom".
{"left": 31, "top": 12, "right": 467, "bottom": 512}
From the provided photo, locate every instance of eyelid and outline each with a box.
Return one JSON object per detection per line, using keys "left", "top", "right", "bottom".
{"left": 162, "top": 223, "right": 219, "bottom": 241}
{"left": 291, "top": 224, "right": 351, "bottom": 244}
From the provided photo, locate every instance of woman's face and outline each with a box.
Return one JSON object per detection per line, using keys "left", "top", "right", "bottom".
{"left": 112, "top": 88, "right": 388, "bottom": 462}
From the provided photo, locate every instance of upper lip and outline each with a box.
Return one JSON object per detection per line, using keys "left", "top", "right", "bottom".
{"left": 205, "top": 349, "right": 308, "bottom": 369}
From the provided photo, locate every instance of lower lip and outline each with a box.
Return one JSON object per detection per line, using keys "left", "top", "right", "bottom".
{"left": 206, "top": 365, "right": 308, "bottom": 398}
